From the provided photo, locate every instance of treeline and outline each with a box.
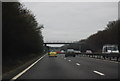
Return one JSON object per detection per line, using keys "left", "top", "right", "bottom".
{"left": 3, "top": 2, "right": 44, "bottom": 73}
{"left": 61, "top": 20, "right": 120, "bottom": 52}
{"left": 85, "top": 20, "right": 119, "bottom": 52}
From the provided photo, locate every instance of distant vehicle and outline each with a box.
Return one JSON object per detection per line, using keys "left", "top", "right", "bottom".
{"left": 61, "top": 50, "right": 65, "bottom": 53}
{"left": 102, "top": 44, "right": 119, "bottom": 53}
{"left": 56, "top": 51, "right": 61, "bottom": 54}
{"left": 86, "top": 50, "right": 92, "bottom": 53}
{"left": 74, "top": 50, "right": 81, "bottom": 54}
{"left": 65, "top": 49, "right": 75, "bottom": 57}
{"left": 48, "top": 51, "right": 57, "bottom": 57}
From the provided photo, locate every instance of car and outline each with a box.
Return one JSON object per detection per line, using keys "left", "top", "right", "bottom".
{"left": 74, "top": 50, "right": 81, "bottom": 54}
{"left": 102, "top": 44, "right": 119, "bottom": 53}
{"left": 48, "top": 51, "right": 57, "bottom": 57}
{"left": 61, "top": 50, "right": 65, "bottom": 54}
{"left": 56, "top": 51, "right": 61, "bottom": 54}
{"left": 65, "top": 49, "right": 76, "bottom": 57}
{"left": 86, "top": 50, "right": 92, "bottom": 53}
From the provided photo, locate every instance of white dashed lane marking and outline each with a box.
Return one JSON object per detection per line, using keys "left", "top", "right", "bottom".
{"left": 64, "top": 58, "right": 66, "bottom": 59}
{"left": 76, "top": 63, "right": 80, "bottom": 66}
{"left": 93, "top": 70, "right": 105, "bottom": 76}
{"left": 68, "top": 60, "right": 71, "bottom": 62}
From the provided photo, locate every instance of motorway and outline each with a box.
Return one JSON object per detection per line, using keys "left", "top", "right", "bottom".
{"left": 14, "top": 54, "right": 118, "bottom": 80}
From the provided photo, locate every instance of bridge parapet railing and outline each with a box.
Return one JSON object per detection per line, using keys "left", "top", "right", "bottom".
{"left": 44, "top": 41, "right": 75, "bottom": 43}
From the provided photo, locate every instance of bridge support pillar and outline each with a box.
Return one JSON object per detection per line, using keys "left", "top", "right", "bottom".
{"left": 44, "top": 44, "right": 47, "bottom": 47}
{"left": 44, "top": 44, "right": 47, "bottom": 53}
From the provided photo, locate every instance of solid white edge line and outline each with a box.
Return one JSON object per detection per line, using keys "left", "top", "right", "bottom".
{"left": 10, "top": 54, "right": 46, "bottom": 81}
{"left": 93, "top": 70, "right": 105, "bottom": 76}
{"left": 76, "top": 63, "right": 80, "bottom": 66}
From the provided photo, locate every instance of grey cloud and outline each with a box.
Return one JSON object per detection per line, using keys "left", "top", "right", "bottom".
{"left": 22, "top": 2, "right": 117, "bottom": 43}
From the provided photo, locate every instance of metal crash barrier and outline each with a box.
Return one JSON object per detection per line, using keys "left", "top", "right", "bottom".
{"left": 79, "top": 53, "right": 120, "bottom": 62}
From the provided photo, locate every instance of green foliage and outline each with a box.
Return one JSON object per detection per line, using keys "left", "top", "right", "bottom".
{"left": 3, "top": 2, "right": 44, "bottom": 66}
{"left": 86, "top": 20, "right": 119, "bottom": 52}
{"left": 61, "top": 20, "right": 119, "bottom": 52}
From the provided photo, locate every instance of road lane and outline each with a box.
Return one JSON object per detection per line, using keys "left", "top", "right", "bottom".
{"left": 11, "top": 54, "right": 46, "bottom": 81}
{"left": 16, "top": 54, "right": 118, "bottom": 80}
{"left": 62, "top": 54, "right": 118, "bottom": 79}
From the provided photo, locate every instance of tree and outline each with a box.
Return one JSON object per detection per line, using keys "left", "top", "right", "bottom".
{"left": 61, "top": 20, "right": 120, "bottom": 52}
{"left": 3, "top": 2, "right": 44, "bottom": 73}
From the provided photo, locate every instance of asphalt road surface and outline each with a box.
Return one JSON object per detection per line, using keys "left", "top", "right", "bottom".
{"left": 16, "top": 54, "right": 118, "bottom": 80}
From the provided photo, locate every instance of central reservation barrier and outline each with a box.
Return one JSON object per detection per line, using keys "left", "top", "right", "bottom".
{"left": 79, "top": 53, "right": 120, "bottom": 62}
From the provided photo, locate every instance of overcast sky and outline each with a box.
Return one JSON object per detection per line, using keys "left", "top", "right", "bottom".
{"left": 21, "top": 2, "right": 118, "bottom": 46}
